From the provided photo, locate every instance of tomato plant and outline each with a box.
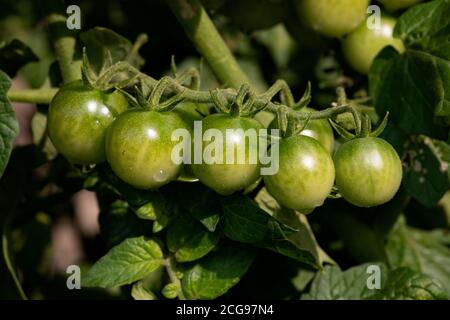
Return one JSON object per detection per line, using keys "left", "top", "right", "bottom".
{"left": 0, "top": 0, "right": 449, "bottom": 303}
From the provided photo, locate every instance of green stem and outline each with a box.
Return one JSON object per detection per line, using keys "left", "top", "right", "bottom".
{"left": 137, "top": 73, "right": 354, "bottom": 120}
{"left": 7, "top": 88, "right": 58, "bottom": 104}
{"left": 163, "top": 256, "right": 186, "bottom": 300}
{"left": 6, "top": 73, "right": 360, "bottom": 122}
{"left": 48, "top": 14, "right": 81, "bottom": 84}
{"left": 166, "top": 0, "right": 249, "bottom": 89}
{"left": 2, "top": 219, "right": 28, "bottom": 300}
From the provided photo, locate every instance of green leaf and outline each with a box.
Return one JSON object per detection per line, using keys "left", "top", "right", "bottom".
{"left": 99, "top": 165, "right": 177, "bottom": 232}
{"left": 370, "top": 267, "right": 448, "bottom": 300}
{"left": 386, "top": 215, "right": 450, "bottom": 296}
{"left": 222, "top": 192, "right": 322, "bottom": 269}
{"left": 222, "top": 195, "right": 271, "bottom": 244}
{"left": 80, "top": 27, "right": 145, "bottom": 75}
{"left": 369, "top": 0, "right": 450, "bottom": 139}
{"left": 167, "top": 215, "right": 220, "bottom": 262}
{"left": 403, "top": 136, "right": 450, "bottom": 207}
{"left": 0, "top": 39, "right": 39, "bottom": 77}
{"left": 303, "top": 263, "right": 384, "bottom": 300}
{"left": 182, "top": 244, "right": 256, "bottom": 299}
{"left": 255, "top": 188, "right": 335, "bottom": 266}
{"left": 131, "top": 281, "right": 158, "bottom": 300}
{"left": 82, "top": 237, "right": 163, "bottom": 288}
{"left": 303, "top": 263, "right": 447, "bottom": 300}
{"left": 174, "top": 183, "right": 221, "bottom": 232}
{"left": 98, "top": 200, "right": 153, "bottom": 248}
{"left": 0, "top": 71, "right": 18, "bottom": 178}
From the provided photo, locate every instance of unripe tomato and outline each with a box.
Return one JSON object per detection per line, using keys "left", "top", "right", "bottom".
{"left": 268, "top": 107, "right": 335, "bottom": 154}
{"left": 342, "top": 15, "right": 405, "bottom": 74}
{"left": 378, "top": 0, "right": 424, "bottom": 12}
{"left": 295, "top": 0, "right": 370, "bottom": 38}
{"left": 334, "top": 137, "right": 402, "bottom": 207}
{"left": 105, "top": 109, "right": 189, "bottom": 189}
{"left": 190, "top": 113, "right": 263, "bottom": 195}
{"left": 47, "top": 81, "right": 129, "bottom": 164}
{"left": 264, "top": 135, "right": 335, "bottom": 213}
{"left": 222, "top": 0, "right": 286, "bottom": 31}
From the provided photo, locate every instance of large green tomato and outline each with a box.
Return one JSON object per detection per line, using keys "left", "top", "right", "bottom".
{"left": 342, "top": 16, "right": 405, "bottom": 74}
{"left": 190, "top": 113, "right": 264, "bottom": 195}
{"left": 105, "top": 110, "right": 189, "bottom": 189}
{"left": 295, "top": 0, "right": 370, "bottom": 38}
{"left": 334, "top": 137, "right": 402, "bottom": 207}
{"left": 222, "top": 0, "right": 285, "bottom": 31}
{"left": 378, "top": 0, "right": 424, "bottom": 12}
{"left": 268, "top": 107, "right": 335, "bottom": 154}
{"left": 47, "top": 81, "right": 129, "bottom": 164}
{"left": 264, "top": 135, "right": 335, "bottom": 213}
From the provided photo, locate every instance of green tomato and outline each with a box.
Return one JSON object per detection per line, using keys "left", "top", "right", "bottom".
{"left": 269, "top": 107, "right": 335, "bottom": 154}
{"left": 47, "top": 81, "right": 129, "bottom": 164}
{"left": 190, "top": 113, "right": 263, "bottom": 195}
{"left": 378, "top": 0, "right": 424, "bottom": 12}
{"left": 334, "top": 137, "right": 402, "bottom": 207}
{"left": 295, "top": 0, "right": 370, "bottom": 38}
{"left": 264, "top": 135, "right": 335, "bottom": 213}
{"left": 105, "top": 109, "right": 189, "bottom": 190}
{"left": 342, "top": 15, "right": 405, "bottom": 74}
{"left": 222, "top": 0, "right": 286, "bottom": 31}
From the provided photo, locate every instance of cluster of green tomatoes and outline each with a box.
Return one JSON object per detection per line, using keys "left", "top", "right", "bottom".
{"left": 47, "top": 80, "right": 402, "bottom": 214}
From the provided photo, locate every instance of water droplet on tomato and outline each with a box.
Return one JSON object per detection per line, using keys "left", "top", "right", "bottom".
{"left": 153, "top": 169, "right": 168, "bottom": 182}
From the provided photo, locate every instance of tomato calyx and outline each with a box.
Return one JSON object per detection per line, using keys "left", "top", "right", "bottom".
{"left": 327, "top": 87, "right": 389, "bottom": 140}
{"left": 80, "top": 34, "right": 148, "bottom": 91}
{"left": 330, "top": 112, "right": 389, "bottom": 141}
{"left": 268, "top": 82, "right": 315, "bottom": 138}
{"left": 209, "top": 83, "right": 263, "bottom": 118}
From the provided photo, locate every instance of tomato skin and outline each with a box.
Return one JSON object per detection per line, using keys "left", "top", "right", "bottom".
{"left": 47, "top": 81, "right": 129, "bottom": 164}
{"left": 268, "top": 107, "right": 335, "bottom": 154}
{"left": 105, "top": 109, "right": 189, "bottom": 190}
{"left": 378, "top": 0, "right": 424, "bottom": 12}
{"left": 190, "top": 113, "right": 264, "bottom": 195}
{"left": 295, "top": 0, "right": 370, "bottom": 38}
{"left": 334, "top": 137, "right": 402, "bottom": 207}
{"left": 264, "top": 135, "right": 335, "bottom": 213}
{"left": 342, "top": 16, "right": 405, "bottom": 74}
